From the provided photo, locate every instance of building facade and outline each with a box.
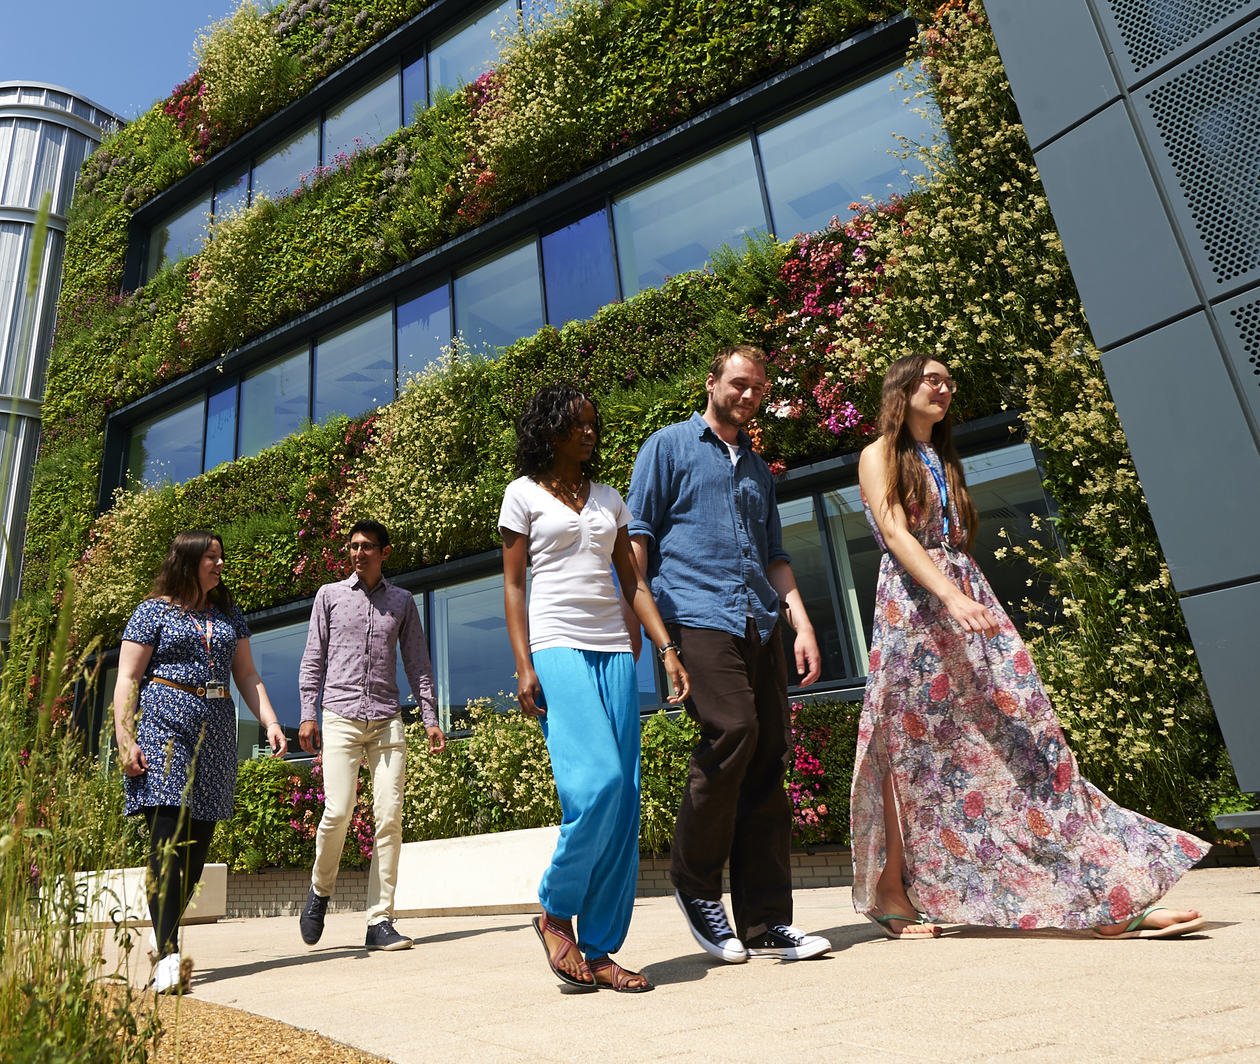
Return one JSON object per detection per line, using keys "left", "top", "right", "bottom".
{"left": 0, "top": 83, "right": 118, "bottom": 635}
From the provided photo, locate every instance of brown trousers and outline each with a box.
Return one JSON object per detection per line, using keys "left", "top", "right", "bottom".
{"left": 669, "top": 621, "right": 793, "bottom": 940}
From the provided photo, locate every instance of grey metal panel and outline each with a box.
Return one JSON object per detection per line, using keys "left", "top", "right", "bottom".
{"left": 1089, "top": 0, "right": 1259, "bottom": 84}
{"left": 1180, "top": 581, "right": 1260, "bottom": 792}
{"left": 1215, "top": 286, "right": 1260, "bottom": 432}
{"left": 1100, "top": 311, "right": 1260, "bottom": 592}
{"left": 1133, "top": 18, "right": 1260, "bottom": 297}
{"left": 1033, "top": 102, "right": 1199, "bottom": 349}
{"left": 985, "top": 0, "right": 1119, "bottom": 149}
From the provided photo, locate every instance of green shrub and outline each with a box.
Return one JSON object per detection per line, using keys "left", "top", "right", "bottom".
{"left": 638, "top": 710, "right": 698, "bottom": 856}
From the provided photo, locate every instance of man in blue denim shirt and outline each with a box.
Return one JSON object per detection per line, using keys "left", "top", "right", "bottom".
{"left": 627, "top": 345, "right": 831, "bottom": 963}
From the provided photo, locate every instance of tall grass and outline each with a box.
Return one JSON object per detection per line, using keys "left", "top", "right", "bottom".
{"left": 0, "top": 195, "right": 161, "bottom": 1061}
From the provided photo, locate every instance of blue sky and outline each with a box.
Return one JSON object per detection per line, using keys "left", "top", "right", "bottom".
{"left": 1, "top": 1, "right": 242, "bottom": 119}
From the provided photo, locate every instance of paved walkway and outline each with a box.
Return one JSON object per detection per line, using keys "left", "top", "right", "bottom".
{"left": 111, "top": 867, "right": 1258, "bottom": 1063}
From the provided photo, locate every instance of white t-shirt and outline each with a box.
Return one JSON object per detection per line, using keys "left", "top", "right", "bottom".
{"left": 497, "top": 476, "right": 633, "bottom": 653}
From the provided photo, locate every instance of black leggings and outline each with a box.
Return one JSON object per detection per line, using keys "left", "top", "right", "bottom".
{"left": 144, "top": 806, "right": 216, "bottom": 958}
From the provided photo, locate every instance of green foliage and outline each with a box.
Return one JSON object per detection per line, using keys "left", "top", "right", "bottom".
{"left": 638, "top": 710, "right": 698, "bottom": 856}
{"left": 209, "top": 757, "right": 314, "bottom": 873}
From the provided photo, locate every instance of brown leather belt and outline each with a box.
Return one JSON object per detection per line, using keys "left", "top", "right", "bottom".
{"left": 150, "top": 676, "right": 213, "bottom": 698}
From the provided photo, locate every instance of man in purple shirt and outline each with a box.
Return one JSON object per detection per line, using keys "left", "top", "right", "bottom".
{"left": 297, "top": 519, "right": 445, "bottom": 952}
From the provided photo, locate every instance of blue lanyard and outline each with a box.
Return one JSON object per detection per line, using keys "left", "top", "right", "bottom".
{"left": 917, "top": 447, "right": 951, "bottom": 544}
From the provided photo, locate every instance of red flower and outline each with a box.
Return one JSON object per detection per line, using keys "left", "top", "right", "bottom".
{"left": 929, "top": 673, "right": 950, "bottom": 702}
{"left": 963, "top": 791, "right": 984, "bottom": 818}
{"left": 1026, "top": 807, "right": 1052, "bottom": 838}
{"left": 995, "top": 690, "right": 1020, "bottom": 716}
{"left": 1053, "top": 761, "right": 1072, "bottom": 793}
{"left": 1177, "top": 835, "right": 1202, "bottom": 858}
{"left": 940, "top": 827, "right": 967, "bottom": 858}
{"left": 903, "top": 713, "right": 928, "bottom": 740}
{"left": 1108, "top": 885, "right": 1133, "bottom": 920}
{"left": 884, "top": 601, "right": 903, "bottom": 626}
{"left": 868, "top": 649, "right": 881, "bottom": 670}
{"left": 1018, "top": 914, "right": 1039, "bottom": 930}
{"left": 1013, "top": 649, "right": 1033, "bottom": 676}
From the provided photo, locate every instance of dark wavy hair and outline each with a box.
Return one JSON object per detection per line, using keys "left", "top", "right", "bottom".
{"left": 514, "top": 384, "right": 601, "bottom": 480}
{"left": 151, "top": 530, "right": 235, "bottom": 612}
{"left": 878, "top": 354, "right": 978, "bottom": 552}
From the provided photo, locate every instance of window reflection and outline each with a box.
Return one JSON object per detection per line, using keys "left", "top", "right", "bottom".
{"left": 145, "top": 191, "right": 212, "bottom": 278}
{"left": 431, "top": 573, "right": 515, "bottom": 722}
{"left": 251, "top": 120, "right": 318, "bottom": 202}
{"left": 213, "top": 168, "right": 250, "bottom": 220}
{"left": 323, "top": 70, "right": 401, "bottom": 160}
{"left": 612, "top": 138, "right": 767, "bottom": 295}
{"left": 776, "top": 496, "right": 850, "bottom": 684}
{"left": 397, "top": 282, "right": 451, "bottom": 386}
{"left": 429, "top": 0, "right": 516, "bottom": 96}
{"left": 454, "top": 240, "right": 543, "bottom": 351}
{"left": 238, "top": 346, "right": 310, "bottom": 457}
{"left": 541, "top": 210, "right": 619, "bottom": 326}
{"left": 313, "top": 306, "right": 394, "bottom": 422}
{"left": 402, "top": 52, "right": 427, "bottom": 122}
{"left": 758, "top": 66, "right": 938, "bottom": 237}
{"left": 233, "top": 620, "right": 308, "bottom": 759}
{"left": 204, "top": 382, "right": 238, "bottom": 471}
{"left": 126, "top": 397, "right": 205, "bottom": 488}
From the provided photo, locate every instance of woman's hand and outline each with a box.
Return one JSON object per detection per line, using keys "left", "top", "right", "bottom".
{"left": 662, "top": 650, "right": 690, "bottom": 704}
{"left": 118, "top": 738, "right": 147, "bottom": 777}
{"left": 946, "top": 593, "right": 1000, "bottom": 637}
{"left": 266, "top": 722, "right": 289, "bottom": 757}
{"left": 517, "top": 667, "right": 545, "bottom": 717}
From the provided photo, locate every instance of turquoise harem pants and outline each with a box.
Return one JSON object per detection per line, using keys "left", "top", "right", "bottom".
{"left": 532, "top": 647, "right": 641, "bottom": 959}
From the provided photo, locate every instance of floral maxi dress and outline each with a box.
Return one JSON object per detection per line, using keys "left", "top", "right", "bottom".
{"left": 850, "top": 444, "right": 1209, "bottom": 929}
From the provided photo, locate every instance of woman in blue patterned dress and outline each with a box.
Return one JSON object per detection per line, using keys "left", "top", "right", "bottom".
{"left": 850, "top": 354, "right": 1209, "bottom": 940}
{"left": 113, "top": 531, "right": 287, "bottom": 993}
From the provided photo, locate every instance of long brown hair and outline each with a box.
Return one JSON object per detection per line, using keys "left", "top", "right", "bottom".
{"left": 151, "top": 530, "right": 235, "bottom": 612}
{"left": 877, "top": 354, "right": 978, "bottom": 552}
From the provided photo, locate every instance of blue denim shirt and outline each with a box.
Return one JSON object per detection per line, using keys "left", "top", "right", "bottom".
{"left": 626, "top": 412, "right": 790, "bottom": 643}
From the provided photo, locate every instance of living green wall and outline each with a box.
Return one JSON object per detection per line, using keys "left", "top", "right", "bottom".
{"left": 22, "top": 0, "right": 1244, "bottom": 836}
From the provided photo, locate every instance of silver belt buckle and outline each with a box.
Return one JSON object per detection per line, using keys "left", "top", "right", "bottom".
{"left": 204, "top": 682, "right": 227, "bottom": 699}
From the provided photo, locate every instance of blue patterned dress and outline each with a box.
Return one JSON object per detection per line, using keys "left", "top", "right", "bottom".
{"left": 850, "top": 444, "right": 1210, "bottom": 929}
{"left": 122, "top": 599, "right": 250, "bottom": 822}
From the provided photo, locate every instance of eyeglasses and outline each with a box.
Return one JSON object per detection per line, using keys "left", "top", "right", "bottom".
{"left": 918, "top": 372, "right": 957, "bottom": 394}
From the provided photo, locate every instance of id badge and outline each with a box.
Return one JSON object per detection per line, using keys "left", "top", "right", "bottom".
{"left": 204, "top": 681, "right": 227, "bottom": 699}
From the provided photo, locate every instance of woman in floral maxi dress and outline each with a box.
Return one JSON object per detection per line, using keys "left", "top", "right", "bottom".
{"left": 850, "top": 354, "right": 1209, "bottom": 939}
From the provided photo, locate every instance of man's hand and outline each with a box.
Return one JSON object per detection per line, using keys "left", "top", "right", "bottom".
{"left": 298, "top": 720, "right": 321, "bottom": 755}
{"left": 425, "top": 725, "right": 446, "bottom": 754}
{"left": 794, "top": 627, "right": 822, "bottom": 686}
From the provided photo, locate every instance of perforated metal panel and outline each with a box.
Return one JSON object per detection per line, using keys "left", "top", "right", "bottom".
{"left": 1137, "top": 22, "right": 1260, "bottom": 290}
{"left": 1098, "top": 0, "right": 1256, "bottom": 78}
{"left": 1218, "top": 288, "right": 1260, "bottom": 426}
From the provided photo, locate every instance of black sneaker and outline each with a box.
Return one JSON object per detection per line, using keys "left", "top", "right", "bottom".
{"left": 299, "top": 887, "right": 329, "bottom": 945}
{"left": 674, "top": 889, "right": 747, "bottom": 963}
{"left": 365, "top": 918, "right": 413, "bottom": 951}
{"left": 745, "top": 923, "right": 832, "bottom": 960}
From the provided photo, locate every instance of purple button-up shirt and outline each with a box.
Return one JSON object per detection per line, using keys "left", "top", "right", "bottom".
{"left": 298, "top": 574, "right": 438, "bottom": 728}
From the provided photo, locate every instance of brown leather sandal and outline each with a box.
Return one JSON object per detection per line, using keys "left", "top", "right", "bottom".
{"left": 588, "top": 956, "right": 654, "bottom": 993}
{"left": 532, "top": 914, "right": 595, "bottom": 988}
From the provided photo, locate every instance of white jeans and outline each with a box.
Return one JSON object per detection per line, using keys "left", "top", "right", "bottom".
{"left": 311, "top": 712, "right": 406, "bottom": 925}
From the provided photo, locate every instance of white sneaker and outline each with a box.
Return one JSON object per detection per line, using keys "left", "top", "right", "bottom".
{"left": 745, "top": 923, "right": 832, "bottom": 960}
{"left": 674, "top": 890, "right": 748, "bottom": 963}
{"left": 151, "top": 952, "right": 184, "bottom": 994}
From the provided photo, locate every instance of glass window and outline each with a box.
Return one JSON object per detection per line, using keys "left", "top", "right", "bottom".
{"left": 402, "top": 52, "right": 427, "bottom": 121}
{"left": 758, "top": 66, "right": 938, "bottom": 237}
{"left": 251, "top": 120, "right": 318, "bottom": 202}
{"left": 777, "top": 496, "right": 850, "bottom": 684}
{"left": 233, "top": 620, "right": 308, "bottom": 759}
{"left": 203, "top": 382, "right": 238, "bottom": 471}
{"left": 323, "top": 69, "right": 401, "bottom": 161}
{"left": 238, "top": 346, "right": 310, "bottom": 458}
{"left": 313, "top": 306, "right": 394, "bottom": 423}
{"left": 126, "top": 396, "right": 205, "bottom": 488}
{"left": 145, "top": 190, "right": 212, "bottom": 278}
{"left": 540, "top": 209, "right": 619, "bottom": 326}
{"left": 429, "top": 0, "right": 515, "bottom": 96}
{"left": 431, "top": 573, "right": 516, "bottom": 724}
{"left": 612, "top": 138, "right": 767, "bottom": 296}
{"left": 822, "top": 442, "right": 1056, "bottom": 674}
{"left": 454, "top": 240, "right": 544, "bottom": 351}
{"left": 213, "top": 167, "right": 250, "bottom": 220}
{"left": 397, "top": 282, "right": 451, "bottom": 387}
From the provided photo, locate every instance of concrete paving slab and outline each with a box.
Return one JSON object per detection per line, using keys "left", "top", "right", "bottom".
{"left": 106, "top": 866, "right": 1258, "bottom": 1063}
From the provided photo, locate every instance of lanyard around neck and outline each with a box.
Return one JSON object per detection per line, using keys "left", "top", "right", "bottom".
{"left": 916, "top": 446, "right": 951, "bottom": 544}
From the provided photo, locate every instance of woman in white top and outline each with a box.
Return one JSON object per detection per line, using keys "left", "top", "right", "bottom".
{"left": 500, "top": 384, "right": 689, "bottom": 993}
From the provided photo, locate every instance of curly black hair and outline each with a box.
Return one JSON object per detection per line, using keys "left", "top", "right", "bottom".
{"left": 515, "top": 384, "right": 602, "bottom": 480}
